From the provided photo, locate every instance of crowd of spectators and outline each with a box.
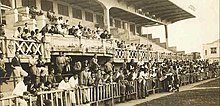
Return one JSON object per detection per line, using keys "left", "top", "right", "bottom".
{"left": 12, "top": 7, "right": 112, "bottom": 43}
{"left": 0, "top": 49, "right": 219, "bottom": 105}
{"left": 113, "top": 40, "right": 153, "bottom": 51}
{"left": 0, "top": 6, "right": 219, "bottom": 106}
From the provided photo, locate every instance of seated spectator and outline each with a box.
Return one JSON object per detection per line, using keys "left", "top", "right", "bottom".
{"left": 87, "top": 28, "right": 93, "bottom": 39}
{"left": 23, "top": 23, "right": 30, "bottom": 32}
{"left": 47, "top": 10, "right": 57, "bottom": 22}
{"left": 29, "top": 6, "right": 37, "bottom": 19}
{"left": 14, "top": 27, "right": 23, "bottom": 38}
{"left": 63, "top": 20, "right": 69, "bottom": 28}
{"left": 21, "top": 29, "right": 31, "bottom": 40}
{"left": 82, "top": 27, "right": 88, "bottom": 38}
{"left": 100, "top": 30, "right": 109, "bottom": 39}
{"left": 68, "top": 26, "right": 75, "bottom": 35}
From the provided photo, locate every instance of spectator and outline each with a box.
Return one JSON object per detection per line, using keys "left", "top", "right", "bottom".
{"left": 23, "top": 23, "right": 30, "bottom": 32}
{"left": 89, "top": 54, "right": 100, "bottom": 73}
{"left": 0, "top": 24, "right": 5, "bottom": 37}
{"left": 22, "top": 29, "right": 31, "bottom": 40}
{"left": 11, "top": 51, "right": 28, "bottom": 82}
{"left": 56, "top": 52, "right": 66, "bottom": 74}
{"left": 34, "top": 29, "right": 42, "bottom": 42}
{"left": 28, "top": 52, "right": 40, "bottom": 86}
{"left": 47, "top": 10, "right": 56, "bottom": 22}
{"left": 14, "top": 27, "right": 23, "bottom": 38}
{"left": 69, "top": 26, "right": 75, "bottom": 35}
{"left": 58, "top": 77, "right": 76, "bottom": 106}
{"left": 47, "top": 68, "right": 56, "bottom": 86}
{"left": 0, "top": 52, "right": 6, "bottom": 92}
{"left": 12, "top": 76, "right": 31, "bottom": 106}
{"left": 100, "top": 30, "right": 109, "bottom": 39}
{"left": 73, "top": 61, "right": 82, "bottom": 75}
{"left": 40, "top": 24, "right": 49, "bottom": 35}
{"left": 79, "top": 60, "right": 89, "bottom": 86}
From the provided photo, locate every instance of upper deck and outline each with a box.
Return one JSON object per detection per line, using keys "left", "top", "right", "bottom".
{"left": 0, "top": 0, "right": 195, "bottom": 63}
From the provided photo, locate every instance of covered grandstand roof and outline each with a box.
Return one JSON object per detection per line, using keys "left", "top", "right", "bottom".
{"left": 122, "top": 0, "right": 195, "bottom": 23}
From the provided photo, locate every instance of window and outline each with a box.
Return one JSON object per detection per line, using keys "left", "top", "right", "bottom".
{"left": 130, "top": 24, "right": 135, "bottom": 34}
{"left": 136, "top": 26, "right": 141, "bottom": 35}
{"left": 72, "top": 7, "right": 82, "bottom": 19}
{"left": 211, "top": 47, "right": 217, "bottom": 54}
{"left": 22, "top": 0, "right": 36, "bottom": 7}
{"left": 205, "top": 50, "right": 207, "bottom": 55}
{"left": 41, "top": 0, "right": 53, "bottom": 11}
{"left": 2, "top": 0, "right": 11, "bottom": 7}
{"left": 58, "top": 4, "right": 69, "bottom": 16}
{"left": 1, "top": 10, "right": 6, "bottom": 24}
{"left": 85, "top": 11, "right": 93, "bottom": 22}
{"left": 110, "top": 18, "right": 113, "bottom": 26}
{"left": 96, "top": 14, "right": 104, "bottom": 27}
{"left": 115, "top": 20, "right": 121, "bottom": 28}
{"left": 122, "top": 22, "right": 126, "bottom": 29}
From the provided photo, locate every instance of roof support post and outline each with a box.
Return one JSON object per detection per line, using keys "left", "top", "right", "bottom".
{"left": 15, "top": 0, "right": 22, "bottom": 8}
{"left": 36, "top": 0, "right": 41, "bottom": 10}
{"left": 11, "top": 0, "right": 15, "bottom": 8}
{"left": 104, "top": 7, "right": 110, "bottom": 32}
{"left": 0, "top": 1, "right": 2, "bottom": 24}
{"left": 164, "top": 25, "right": 168, "bottom": 49}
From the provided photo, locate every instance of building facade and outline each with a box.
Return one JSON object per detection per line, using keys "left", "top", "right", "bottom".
{"left": 203, "top": 39, "right": 220, "bottom": 63}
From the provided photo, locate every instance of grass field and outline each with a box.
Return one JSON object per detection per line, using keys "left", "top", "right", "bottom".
{"left": 136, "top": 78, "right": 220, "bottom": 106}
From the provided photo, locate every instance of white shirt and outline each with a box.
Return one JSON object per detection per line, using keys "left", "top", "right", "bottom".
{"left": 12, "top": 81, "right": 27, "bottom": 96}
{"left": 58, "top": 80, "right": 71, "bottom": 90}
{"left": 69, "top": 77, "right": 78, "bottom": 88}
{"left": 138, "top": 71, "right": 145, "bottom": 79}
{"left": 132, "top": 72, "right": 137, "bottom": 80}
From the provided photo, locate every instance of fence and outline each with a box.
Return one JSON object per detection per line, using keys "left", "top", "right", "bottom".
{"left": 0, "top": 71, "right": 218, "bottom": 106}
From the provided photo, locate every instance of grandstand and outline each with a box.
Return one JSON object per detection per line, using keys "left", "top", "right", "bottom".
{"left": 0, "top": 0, "right": 195, "bottom": 63}
{"left": 0, "top": 0, "right": 204, "bottom": 106}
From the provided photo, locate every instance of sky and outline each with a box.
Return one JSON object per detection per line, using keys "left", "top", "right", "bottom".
{"left": 142, "top": 0, "right": 219, "bottom": 54}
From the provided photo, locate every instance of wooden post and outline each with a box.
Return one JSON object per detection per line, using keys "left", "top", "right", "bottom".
{"left": 0, "top": 1, "right": 2, "bottom": 24}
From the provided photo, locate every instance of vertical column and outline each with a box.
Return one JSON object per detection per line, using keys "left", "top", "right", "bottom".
{"left": 164, "top": 25, "right": 168, "bottom": 49}
{"left": 16, "top": 0, "right": 22, "bottom": 8}
{"left": 0, "top": 1, "right": 2, "bottom": 24}
{"left": 36, "top": 0, "right": 41, "bottom": 10}
{"left": 134, "top": 24, "right": 137, "bottom": 35}
{"left": 68, "top": 5, "right": 72, "bottom": 18}
{"left": 53, "top": 0, "right": 58, "bottom": 15}
{"left": 104, "top": 7, "right": 110, "bottom": 32}
{"left": 11, "top": 0, "right": 16, "bottom": 9}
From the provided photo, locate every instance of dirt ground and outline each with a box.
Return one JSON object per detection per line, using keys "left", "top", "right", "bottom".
{"left": 136, "top": 78, "right": 220, "bottom": 106}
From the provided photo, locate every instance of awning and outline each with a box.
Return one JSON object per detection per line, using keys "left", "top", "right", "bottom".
{"left": 123, "top": 0, "right": 195, "bottom": 23}
{"left": 110, "top": 7, "right": 163, "bottom": 26}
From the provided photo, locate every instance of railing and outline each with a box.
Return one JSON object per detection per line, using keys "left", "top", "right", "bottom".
{"left": 114, "top": 48, "right": 173, "bottom": 62}
{"left": 0, "top": 36, "right": 194, "bottom": 63}
{"left": 0, "top": 71, "right": 218, "bottom": 106}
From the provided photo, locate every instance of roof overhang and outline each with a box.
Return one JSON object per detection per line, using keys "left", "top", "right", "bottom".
{"left": 110, "top": 7, "right": 164, "bottom": 26}
{"left": 124, "top": 0, "right": 195, "bottom": 23}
